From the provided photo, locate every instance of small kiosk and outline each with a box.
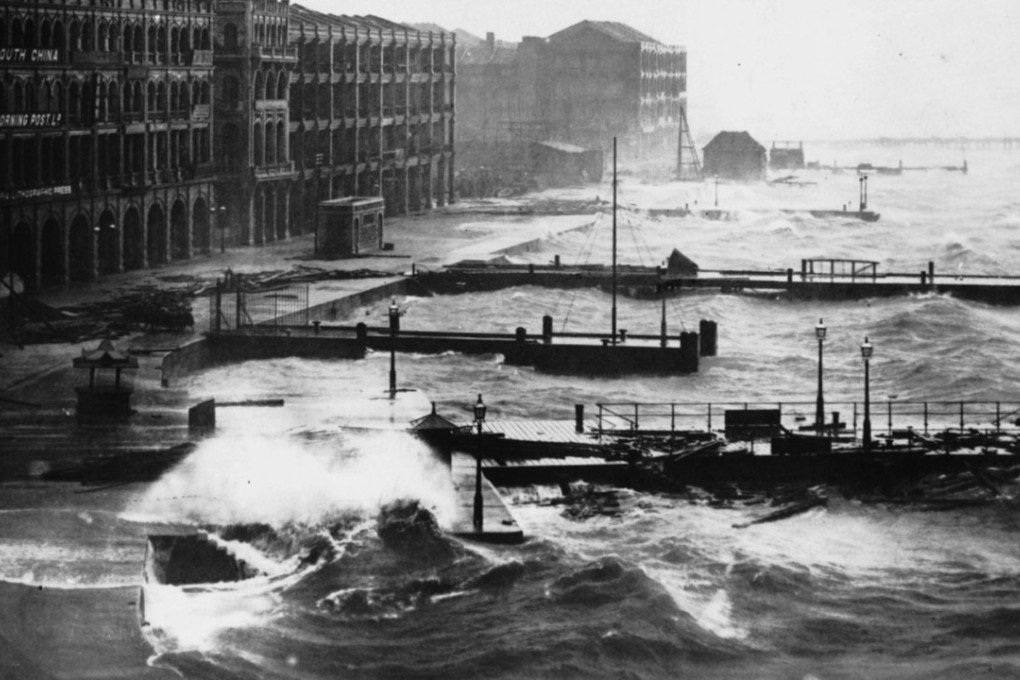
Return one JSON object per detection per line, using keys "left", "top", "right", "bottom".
{"left": 73, "top": 338, "right": 139, "bottom": 418}
{"left": 314, "top": 197, "right": 386, "bottom": 258}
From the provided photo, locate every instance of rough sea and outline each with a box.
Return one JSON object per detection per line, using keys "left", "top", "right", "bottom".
{"left": 4, "top": 141, "right": 1020, "bottom": 679}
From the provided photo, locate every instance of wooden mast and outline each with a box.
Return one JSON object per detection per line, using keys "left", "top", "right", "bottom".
{"left": 611, "top": 137, "right": 618, "bottom": 346}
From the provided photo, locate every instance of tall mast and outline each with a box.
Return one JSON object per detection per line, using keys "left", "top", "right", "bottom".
{"left": 612, "top": 137, "right": 618, "bottom": 346}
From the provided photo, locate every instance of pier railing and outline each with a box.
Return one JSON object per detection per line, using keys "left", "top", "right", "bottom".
{"left": 594, "top": 400, "right": 1020, "bottom": 441}
{"left": 210, "top": 282, "right": 309, "bottom": 331}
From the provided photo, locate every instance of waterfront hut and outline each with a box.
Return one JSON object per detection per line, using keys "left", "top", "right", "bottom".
{"left": 702, "top": 131, "right": 767, "bottom": 181}
{"left": 314, "top": 197, "right": 386, "bottom": 258}
{"left": 73, "top": 338, "right": 139, "bottom": 418}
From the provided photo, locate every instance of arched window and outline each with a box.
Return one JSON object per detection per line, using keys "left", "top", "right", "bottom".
{"left": 24, "top": 82, "right": 36, "bottom": 114}
{"left": 123, "top": 80, "right": 133, "bottom": 113}
{"left": 40, "top": 19, "right": 52, "bottom": 49}
{"left": 134, "top": 25, "right": 144, "bottom": 57}
{"left": 123, "top": 23, "right": 133, "bottom": 53}
{"left": 41, "top": 80, "right": 54, "bottom": 113}
{"left": 180, "top": 25, "right": 190, "bottom": 53}
{"left": 254, "top": 70, "right": 265, "bottom": 101}
{"left": 157, "top": 25, "right": 167, "bottom": 57}
{"left": 80, "top": 19, "right": 92, "bottom": 51}
{"left": 201, "top": 27, "right": 210, "bottom": 50}
{"left": 12, "top": 17, "right": 25, "bottom": 49}
{"left": 146, "top": 81, "right": 156, "bottom": 113}
{"left": 265, "top": 120, "right": 276, "bottom": 164}
{"left": 0, "top": 18, "right": 7, "bottom": 49}
{"left": 79, "top": 79, "right": 92, "bottom": 121}
{"left": 200, "top": 80, "right": 210, "bottom": 105}
{"left": 147, "top": 25, "right": 157, "bottom": 61}
{"left": 53, "top": 20, "right": 64, "bottom": 51}
{"left": 23, "top": 18, "right": 36, "bottom": 50}
{"left": 97, "top": 81, "right": 108, "bottom": 120}
{"left": 156, "top": 81, "right": 167, "bottom": 114}
{"left": 67, "top": 81, "right": 80, "bottom": 121}
{"left": 277, "top": 121, "right": 287, "bottom": 165}
{"left": 277, "top": 70, "right": 288, "bottom": 100}
{"left": 98, "top": 21, "right": 109, "bottom": 52}
{"left": 107, "top": 79, "right": 118, "bottom": 118}
{"left": 266, "top": 71, "right": 277, "bottom": 101}
{"left": 170, "top": 26, "right": 180, "bottom": 60}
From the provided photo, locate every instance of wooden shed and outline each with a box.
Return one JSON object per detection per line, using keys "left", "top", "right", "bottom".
{"left": 702, "top": 131, "right": 767, "bottom": 181}
{"left": 314, "top": 197, "right": 386, "bottom": 258}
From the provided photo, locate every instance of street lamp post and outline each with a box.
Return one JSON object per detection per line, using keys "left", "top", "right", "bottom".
{"left": 815, "top": 318, "right": 827, "bottom": 434}
{"left": 714, "top": 175, "right": 719, "bottom": 207}
{"left": 861, "top": 336, "right": 873, "bottom": 453}
{"left": 473, "top": 394, "right": 487, "bottom": 531}
{"left": 388, "top": 299, "right": 399, "bottom": 398}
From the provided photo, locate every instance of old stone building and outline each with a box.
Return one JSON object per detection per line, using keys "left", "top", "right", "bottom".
{"left": 541, "top": 21, "right": 687, "bottom": 157}
{"left": 285, "top": 5, "right": 456, "bottom": 223}
{"left": 0, "top": 0, "right": 216, "bottom": 289}
{"left": 0, "top": 0, "right": 455, "bottom": 291}
{"left": 456, "top": 20, "right": 688, "bottom": 163}
{"left": 212, "top": 0, "right": 298, "bottom": 248}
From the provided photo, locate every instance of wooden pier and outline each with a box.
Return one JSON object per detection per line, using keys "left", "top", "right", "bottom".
{"left": 448, "top": 452, "right": 524, "bottom": 544}
{"left": 422, "top": 259, "right": 1020, "bottom": 306}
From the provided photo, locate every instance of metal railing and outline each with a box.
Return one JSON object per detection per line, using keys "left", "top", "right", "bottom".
{"left": 595, "top": 400, "right": 1020, "bottom": 440}
{"left": 210, "top": 282, "right": 309, "bottom": 331}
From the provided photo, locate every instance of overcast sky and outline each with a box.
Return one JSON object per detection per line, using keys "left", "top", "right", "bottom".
{"left": 297, "top": 0, "right": 1020, "bottom": 141}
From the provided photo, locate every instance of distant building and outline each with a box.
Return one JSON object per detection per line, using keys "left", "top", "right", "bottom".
{"left": 541, "top": 21, "right": 687, "bottom": 158}
{"left": 769, "top": 141, "right": 805, "bottom": 170}
{"left": 455, "top": 20, "right": 689, "bottom": 165}
{"left": 702, "top": 131, "right": 767, "bottom": 181}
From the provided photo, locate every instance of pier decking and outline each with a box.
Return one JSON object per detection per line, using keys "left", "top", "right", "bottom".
{"left": 423, "top": 260, "right": 1020, "bottom": 306}
{"left": 449, "top": 452, "right": 524, "bottom": 543}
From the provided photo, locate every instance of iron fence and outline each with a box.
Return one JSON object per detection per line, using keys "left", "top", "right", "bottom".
{"left": 595, "top": 400, "right": 1020, "bottom": 441}
{"left": 210, "top": 283, "right": 309, "bottom": 331}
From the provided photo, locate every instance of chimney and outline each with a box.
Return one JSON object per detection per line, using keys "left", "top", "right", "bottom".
{"left": 486, "top": 32, "right": 495, "bottom": 49}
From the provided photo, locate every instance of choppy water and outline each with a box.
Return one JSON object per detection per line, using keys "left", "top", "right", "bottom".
{"left": 5, "top": 142, "right": 1020, "bottom": 679}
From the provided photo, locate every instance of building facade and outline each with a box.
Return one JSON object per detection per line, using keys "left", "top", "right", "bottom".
{"left": 0, "top": 0, "right": 216, "bottom": 290}
{"left": 0, "top": 0, "right": 455, "bottom": 291}
{"left": 540, "top": 21, "right": 687, "bottom": 158}
{"left": 285, "top": 5, "right": 455, "bottom": 224}
{"left": 212, "top": 0, "right": 298, "bottom": 247}
{"left": 455, "top": 21, "right": 687, "bottom": 164}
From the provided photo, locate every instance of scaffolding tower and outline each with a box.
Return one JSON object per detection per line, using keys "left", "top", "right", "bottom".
{"left": 676, "top": 108, "right": 703, "bottom": 181}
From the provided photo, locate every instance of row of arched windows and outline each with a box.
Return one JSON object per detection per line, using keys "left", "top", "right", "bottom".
{"left": 4, "top": 196, "right": 214, "bottom": 287}
{"left": 252, "top": 68, "right": 289, "bottom": 101}
{"left": 294, "top": 38, "right": 454, "bottom": 74}
{"left": 0, "top": 128, "right": 211, "bottom": 188}
{"left": 251, "top": 120, "right": 288, "bottom": 167}
{"left": 0, "top": 15, "right": 211, "bottom": 62}
{"left": 0, "top": 76, "right": 210, "bottom": 122}
{"left": 254, "top": 16, "right": 288, "bottom": 47}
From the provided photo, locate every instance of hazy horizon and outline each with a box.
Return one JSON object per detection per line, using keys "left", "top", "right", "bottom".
{"left": 295, "top": 0, "right": 1020, "bottom": 142}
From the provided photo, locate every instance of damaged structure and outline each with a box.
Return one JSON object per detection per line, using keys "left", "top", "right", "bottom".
{"left": 0, "top": 0, "right": 455, "bottom": 290}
